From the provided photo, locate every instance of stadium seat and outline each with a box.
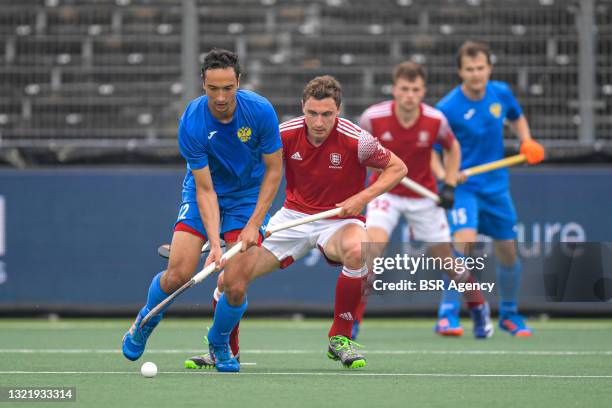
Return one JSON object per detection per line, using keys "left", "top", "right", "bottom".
{"left": 0, "top": 0, "right": 604, "bottom": 146}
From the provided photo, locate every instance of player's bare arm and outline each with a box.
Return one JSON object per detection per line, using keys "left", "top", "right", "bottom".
{"left": 442, "top": 139, "right": 461, "bottom": 187}
{"left": 337, "top": 152, "right": 406, "bottom": 217}
{"left": 238, "top": 149, "right": 283, "bottom": 251}
{"left": 192, "top": 166, "right": 224, "bottom": 269}
{"left": 509, "top": 115, "right": 533, "bottom": 142}
{"left": 430, "top": 150, "right": 446, "bottom": 181}
{"left": 437, "top": 139, "right": 462, "bottom": 209}
{"left": 510, "top": 115, "right": 545, "bottom": 164}
{"left": 431, "top": 149, "right": 468, "bottom": 184}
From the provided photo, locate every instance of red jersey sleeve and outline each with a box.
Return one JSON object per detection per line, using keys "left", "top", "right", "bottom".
{"left": 436, "top": 113, "right": 455, "bottom": 151}
{"left": 358, "top": 111, "right": 373, "bottom": 134}
{"left": 358, "top": 130, "right": 391, "bottom": 169}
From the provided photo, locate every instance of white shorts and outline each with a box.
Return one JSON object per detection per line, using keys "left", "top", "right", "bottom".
{"left": 366, "top": 192, "right": 451, "bottom": 243}
{"left": 262, "top": 207, "right": 365, "bottom": 268}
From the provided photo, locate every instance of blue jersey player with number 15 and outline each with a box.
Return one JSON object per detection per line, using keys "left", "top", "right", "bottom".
{"left": 434, "top": 41, "right": 544, "bottom": 338}
{"left": 122, "top": 49, "right": 283, "bottom": 372}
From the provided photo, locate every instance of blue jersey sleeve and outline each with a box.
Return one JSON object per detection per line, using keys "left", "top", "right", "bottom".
{"left": 435, "top": 90, "right": 454, "bottom": 118}
{"left": 499, "top": 82, "right": 523, "bottom": 121}
{"left": 258, "top": 101, "right": 282, "bottom": 154}
{"left": 178, "top": 117, "right": 208, "bottom": 170}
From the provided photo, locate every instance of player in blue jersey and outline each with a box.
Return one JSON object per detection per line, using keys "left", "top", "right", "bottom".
{"left": 122, "top": 49, "right": 283, "bottom": 371}
{"left": 434, "top": 41, "right": 544, "bottom": 338}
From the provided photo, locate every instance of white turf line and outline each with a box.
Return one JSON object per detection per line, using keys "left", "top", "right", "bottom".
{"left": 0, "top": 371, "right": 611, "bottom": 379}
{"left": 1, "top": 349, "right": 612, "bottom": 356}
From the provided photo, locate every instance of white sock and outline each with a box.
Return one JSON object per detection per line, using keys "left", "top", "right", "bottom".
{"left": 342, "top": 265, "right": 368, "bottom": 278}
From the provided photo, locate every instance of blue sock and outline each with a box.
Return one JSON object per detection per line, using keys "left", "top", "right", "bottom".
{"left": 439, "top": 275, "right": 461, "bottom": 317}
{"left": 437, "top": 248, "right": 463, "bottom": 317}
{"left": 496, "top": 259, "right": 522, "bottom": 315}
{"left": 208, "top": 294, "right": 247, "bottom": 345}
{"left": 141, "top": 271, "right": 171, "bottom": 318}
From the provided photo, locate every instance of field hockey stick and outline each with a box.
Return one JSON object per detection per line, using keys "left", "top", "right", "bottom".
{"left": 399, "top": 154, "right": 528, "bottom": 201}
{"left": 461, "top": 154, "right": 527, "bottom": 178}
{"left": 140, "top": 207, "right": 343, "bottom": 327}
{"left": 399, "top": 177, "right": 440, "bottom": 202}
{"left": 370, "top": 166, "right": 441, "bottom": 202}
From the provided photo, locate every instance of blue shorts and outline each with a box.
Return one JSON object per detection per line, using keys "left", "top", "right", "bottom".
{"left": 173, "top": 193, "right": 270, "bottom": 241}
{"left": 447, "top": 187, "right": 517, "bottom": 240}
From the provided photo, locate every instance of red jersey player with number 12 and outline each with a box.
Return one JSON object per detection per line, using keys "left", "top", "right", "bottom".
{"left": 353, "top": 62, "right": 493, "bottom": 340}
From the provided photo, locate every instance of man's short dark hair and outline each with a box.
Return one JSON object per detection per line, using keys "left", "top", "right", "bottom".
{"left": 457, "top": 41, "right": 492, "bottom": 68}
{"left": 201, "top": 48, "right": 241, "bottom": 79}
{"left": 393, "top": 61, "right": 427, "bottom": 84}
{"left": 302, "top": 75, "right": 342, "bottom": 108}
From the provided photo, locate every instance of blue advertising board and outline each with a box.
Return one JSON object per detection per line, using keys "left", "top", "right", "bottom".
{"left": 0, "top": 166, "right": 610, "bottom": 313}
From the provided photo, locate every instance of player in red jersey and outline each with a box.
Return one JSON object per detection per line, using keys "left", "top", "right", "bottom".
{"left": 352, "top": 62, "right": 493, "bottom": 340}
{"left": 184, "top": 75, "right": 407, "bottom": 370}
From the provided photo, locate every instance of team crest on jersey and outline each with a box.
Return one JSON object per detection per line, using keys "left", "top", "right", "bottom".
{"left": 489, "top": 103, "right": 502, "bottom": 118}
{"left": 237, "top": 127, "right": 252, "bottom": 142}
{"left": 329, "top": 153, "right": 342, "bottom": 169}
{"left": 417, "top": 131, "right": 430, "bottom": 147}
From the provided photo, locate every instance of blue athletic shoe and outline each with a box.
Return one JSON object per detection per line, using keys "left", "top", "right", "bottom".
{"left": 122, "top": 308, "right": 162, "bottom": 361}
{"left": 351, "top": 320, "right": 360, "bottom": 340}
{"left": 470, "top": 302, "right": 493, "bottom": 339}
{"left": 435, "top": 314, "right": 464, "bottom": 337}
{"left": 499, "top": 313, "right": 533, "bottom": 337}
{"left": 435, "top": 302, "right": 464, "bottom": 337}
{"left": 208, "top": 340, "right": 240, "bottom": 373}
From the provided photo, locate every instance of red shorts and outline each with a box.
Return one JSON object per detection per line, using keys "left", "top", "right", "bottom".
{"left": 174, "top": 222, "right": 263, "bottom": 245}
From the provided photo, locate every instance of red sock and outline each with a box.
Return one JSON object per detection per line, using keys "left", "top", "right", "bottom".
{"left": 328, "top": 273, "right": 366, "bottom": 338}
{"left": 463, "top": 274, "right": 486, "bottom": 309}
{"left": 212, "top": 297, "right": 240, "bottom": 356}
{"left": 355, "top": 298, "right": 367, "bottom": 324}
